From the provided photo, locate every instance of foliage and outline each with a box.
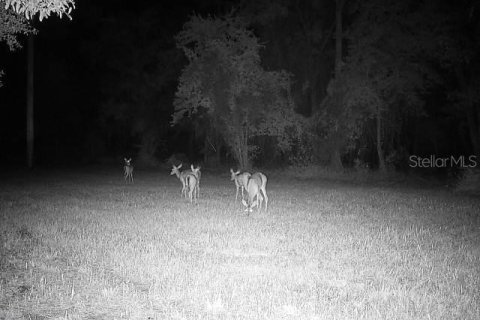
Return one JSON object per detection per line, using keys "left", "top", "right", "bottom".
{"left": 316, "top": 0, "right": 446, "bottom": 168}
{"left": 1, "top": 0, "right": 74, "bottom": 86}
{"left": 0, "top": 5, "right": 32, "bottom": 50}
{"left": 174, "top": 13, "right": 303, "bottom": 168}
{"left": 432, "top": 1, "right": 480, "bottom": 157}
{"left": 0, "top": 5, "right": 33, "bottom": 87}
{"left": 241, "top": 0, "right": 334, "bottom": 117}
{"left": 2, "top": 0, "right": 75, "bottom": 21}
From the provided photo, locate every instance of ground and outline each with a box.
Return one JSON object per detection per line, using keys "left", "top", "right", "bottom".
{"left": 0, "top": 166, "right": 479, "bottom": 319}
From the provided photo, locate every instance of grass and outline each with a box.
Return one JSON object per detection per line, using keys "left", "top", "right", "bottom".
{"left": 0, "top": 166, "right": 479, "bottom": 320}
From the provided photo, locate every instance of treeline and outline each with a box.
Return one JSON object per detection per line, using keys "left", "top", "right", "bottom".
{"left": 1, "top": 0, "right": 479, "bottom": 174}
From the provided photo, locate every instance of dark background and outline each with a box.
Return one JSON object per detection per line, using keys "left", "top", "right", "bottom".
{"left": 1, "top": 0, "right": 479, "bottom": 175}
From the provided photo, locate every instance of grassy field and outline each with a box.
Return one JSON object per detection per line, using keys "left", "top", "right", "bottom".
{"left": 0, "top": 166, "right": 479, "bottom": 320}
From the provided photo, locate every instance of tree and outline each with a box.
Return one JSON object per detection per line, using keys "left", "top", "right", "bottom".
{"left": 2, "top": 0, "right": 74, "bottom": 21}
{"left": 0, "top": 5, "right": 32, "bottom": 87}
{"left": 0, "top": 5, "right": 30, "bottom": 49}
{"left": 0, "top": 0, "right": 74, "bottom": 52}
{"left": 238, "top": 0, "right": 335, "bottom": 116}
{"left": 1, "top": 0, "right": 75, "bottom": 83}
{"left": 173, "top": 13, "right": 302, "bottom": 169}
{"left": 438, "top": 0, "right": 480, "bottom": 159}
{"left": 1, "top": 0, "right": 75, "bottom": 167}
{"left": 1, "top": 0, "right": 76, "bottom": 86}
{"left": 318, "top": 0, "right": 446, "bottom": 172}
{"left": 328, "top": 0, "right": 346, "bottom": 170}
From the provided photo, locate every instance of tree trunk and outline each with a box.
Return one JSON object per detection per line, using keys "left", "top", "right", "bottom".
{"left": 334, "top": 0, "right": 344, "bottom": 79}
{"left": 227, "top": 123, "right": 247, "bottom": 170}
{"left": 376, "top": 105, "right": 386, "bottom": 173}
{"left": 215, "top": 130, "right": 223, "bottom": 165}
{"left": 239, "top": 124, "right": 250, "bottom": 170}
{"left": 26, "top": 34, "right": 34, "bottom": 169}
{"left": 466, "top": 99, "right": 480, "bottom": 159}
{"left": 329, "top": 0, "right": 345, "bottom": 171}
{"left": 456, "top": 67, "right": 480, "bottom": 159}
{"left": 330, "top": 146, "right": 343, "bottom": 171}
{"left": 203, "top": 123, "right": 224, "bottom": 167}
{"left": 476, "top": 102, "right": 480, "bottom": 159}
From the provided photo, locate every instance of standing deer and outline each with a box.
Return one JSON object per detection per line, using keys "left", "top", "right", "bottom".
{"left": 124, "top": 158, "right": 134, "bottom": 183}
{"left": 186, "top": 166, "right": 200, "bottom": 203}
{"left": 171, "top": 164, "right": 200, "bottom": 199}
{"left": 190, "top": 164, "right": 201, "bottom": 199}
{"left": 230, "top": 169, "right": 251, "bottom": 202}
{"left": 181, "top": 172, "right": 198, "bottom": 203}
{"left": 170, "top": 164, "right": 188, "bottom": 198}
{"left": 242, "top": 172, "right": 268, "bottom": 213}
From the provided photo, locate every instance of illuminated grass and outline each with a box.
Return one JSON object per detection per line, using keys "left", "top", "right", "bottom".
{"left": 0, "top": 168, "right": 479, "bottom": 319}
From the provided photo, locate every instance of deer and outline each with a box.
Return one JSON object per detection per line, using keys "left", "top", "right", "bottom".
{"left": 241, "top": 172, "right": 268, "bottom": 213}
{"left": 181, "top": 172, "right": 198, "bottom": 203}
{"left": 171, "top": 164, "right": 200, "bottom": 199}
{"left": 190, "top": 164, "right": 201, "bottom": 199}
{"left": 124, "top": 158, "right": 134, "bottom": 183}
{"left": 170, "top": 164, "right": 189, "bottom": 198}
{"left": 230, "top": 168, "right": 251, "bottom": 202}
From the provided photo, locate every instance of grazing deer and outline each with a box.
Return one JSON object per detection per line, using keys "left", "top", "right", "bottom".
{"left": 124, "top": 158, "right": 134, "bottom": 183}
{"left": 241, "top": 172, "right": 268, "bottom": 213}
{"left": 190, "top": 164, "right": 201, "bottom": 199}
{"left": 230, "top": 168, "right": 251, "bottom": 202}
{"left": 170, "top": 164, "right": 189, "bottom": 198}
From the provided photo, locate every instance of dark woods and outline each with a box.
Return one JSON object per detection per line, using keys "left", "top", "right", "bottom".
{"left": 1, "top": 0, "right": 479, "bottom": 177}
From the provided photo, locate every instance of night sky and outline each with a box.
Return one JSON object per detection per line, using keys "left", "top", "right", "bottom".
{"left": 1, "top": 0, "right": 479, "bottom": 173}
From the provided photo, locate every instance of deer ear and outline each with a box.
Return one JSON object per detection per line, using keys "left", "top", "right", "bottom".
{"left": 241, "top": 199, "right": 248, "bottom": 207}
{"left": 191, "top": 164, "right": 195, "bottom": 170}
{"left": 178, "top": 163, "right": 182, "bottom": 168}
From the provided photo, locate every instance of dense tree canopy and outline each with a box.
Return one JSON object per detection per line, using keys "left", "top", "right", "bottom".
{"left": 2, "top": 0, "right": 75, "bottom": 20}
{"left": 0, "top": 0, "right": 479, "bottom": 173}
{"left": 173, "top": 13, "right": 303, "bottom": 169}
{"left": 0, "top": 0, "right": 75, "bottom": 86}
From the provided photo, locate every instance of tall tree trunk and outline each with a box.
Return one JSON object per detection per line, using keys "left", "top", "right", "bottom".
{"left": 26, "top": 34, "right": 34, "bottom": 168}
{"left": 227, "top": 119, "right": 250, "bottom": 170}
{"left": 330, "top": 146, "right": 343, "bottom": 171}
{"left": 376, "top": 105, "right": 386, "bottom": 173}
{"left": 203, "top": 132, "right": 222, "bottom": 166}
{"left": 239, "top": 123, "right": 250, "bottom": 170}
{"left": 334, "top": 0, "right": 344, "bottom": 79}
{"left": 203, "top": 135, "right": 211, "bottom": 165}
{"left": 456, "top": 67, "right": 480, "bottom": 159}
{"left": 329, "top": 0, "right": 345, "bottom": 170}
{"left": 476, "top": 103, "right": 480, "bottom": 159}
{"left": 466, "top": 99, "right": 480, "bottom": 159}
{"left": 203, "top": 121, "right": 223, "bottom": 166}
